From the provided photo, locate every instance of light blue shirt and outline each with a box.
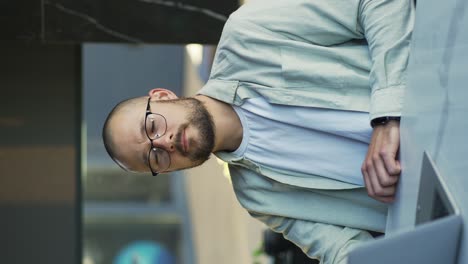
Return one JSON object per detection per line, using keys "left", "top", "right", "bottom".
{"left": 198, "top": 0, "right": 415, "bottom": 263}
{"left": 232, "top": 97, "right": 372, "bottom": 185}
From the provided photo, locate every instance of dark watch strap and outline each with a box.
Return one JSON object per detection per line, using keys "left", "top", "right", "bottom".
{"left": 370, "top": 116, "right": 401, "bottom": 128}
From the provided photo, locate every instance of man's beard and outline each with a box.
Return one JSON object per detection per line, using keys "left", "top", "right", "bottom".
{"left": 160, "top": 97, "right": 215, "bottom": 167}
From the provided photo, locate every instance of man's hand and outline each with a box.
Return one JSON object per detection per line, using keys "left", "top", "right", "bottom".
{"left": 362, "top": 120, "right": 401, "bottom": 203}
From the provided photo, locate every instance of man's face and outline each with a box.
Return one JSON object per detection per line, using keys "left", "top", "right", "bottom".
{"left": 109, "top": 96, "right": 215, "bottom": 174}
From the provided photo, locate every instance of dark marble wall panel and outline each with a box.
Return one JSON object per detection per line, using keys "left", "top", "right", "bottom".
{"left": 0, "top": 43, "right": 80, "bottom": 264}
{"left": 0, "top": 0, "right": 43, "bottom": 41}
{"left": 44, "top": 0, "right": 239, "bottom": 44}
{"left": 0, "top": 43, "right": 80, "bottom": 146}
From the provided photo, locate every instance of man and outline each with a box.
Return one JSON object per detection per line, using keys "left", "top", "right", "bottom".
{"left": 103, "top": 0, "right": 414, "bottom": 263}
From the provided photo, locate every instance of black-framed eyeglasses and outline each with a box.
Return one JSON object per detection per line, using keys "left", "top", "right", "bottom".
{"left": 145, "top": 97, "right": 171, "bottom": 176}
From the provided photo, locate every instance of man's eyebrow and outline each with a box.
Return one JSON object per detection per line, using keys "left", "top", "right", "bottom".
{"left": 140, "top": 116, "right": 149, "bottom": 165}
{"left": 140, "top": 116, "right": 146, "bottom": 139}
{"left": 142, "top": 148, "right": 148, "bottom": 166}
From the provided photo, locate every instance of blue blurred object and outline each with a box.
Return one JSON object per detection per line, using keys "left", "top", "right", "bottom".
{"left": 113, "top": 241, "right": 175, "bottom": 264}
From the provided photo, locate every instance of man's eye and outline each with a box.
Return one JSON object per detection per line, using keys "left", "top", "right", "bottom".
{"left": 153, "top": 152, "right": 159, "bottom": 164}
{"left": 151, "top": 120, "right": 156, "bottom": 133}
{"left": 151, "top": 148, "right": 159, "bottom": 165}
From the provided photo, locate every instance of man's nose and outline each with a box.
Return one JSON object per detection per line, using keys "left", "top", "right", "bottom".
{"left": 151, "top": 133, "right": 175, "bottom": 152}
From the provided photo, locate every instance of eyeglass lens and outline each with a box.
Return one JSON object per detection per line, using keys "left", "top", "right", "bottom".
{"left": 146, "top": 113, "right": 170, "bottom": 172}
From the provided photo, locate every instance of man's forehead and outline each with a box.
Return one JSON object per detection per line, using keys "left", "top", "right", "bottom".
{"left": 111, "top": 110, "right": 149, "bottom": 171}
{"left": 113, "top": 143, "right": 148, "bottom": 173}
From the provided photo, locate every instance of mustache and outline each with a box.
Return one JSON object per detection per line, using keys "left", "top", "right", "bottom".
{"left": 174, "top": 124, "right": 188, "bottom": 157}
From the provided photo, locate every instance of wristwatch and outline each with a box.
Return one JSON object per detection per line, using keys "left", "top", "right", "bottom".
{"left": 370, "top": 116, "right": 401, "bottom": 128}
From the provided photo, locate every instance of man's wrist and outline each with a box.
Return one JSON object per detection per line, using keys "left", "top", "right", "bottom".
{"left": 370, "top": 116, "right": 401, "bottom": 128}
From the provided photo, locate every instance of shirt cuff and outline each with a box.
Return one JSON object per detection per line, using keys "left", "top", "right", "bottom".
{"left": 369, "top": 84, "right": 405, "bottom": 121}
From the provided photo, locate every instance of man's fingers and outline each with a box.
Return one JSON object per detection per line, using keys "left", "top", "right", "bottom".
{"left": 362, "top": 156, "right": 397, "bottom": 203}
{"left": 363, "top": 161, "right": 394, "bottom": 199}
{"left": 374, "top": 155, "right": 399, "bottom": 186}
{"left": 381, "top": 149, "right": 402, "bottom": 176}
{"left": 368, "top": 164, "right": 396, "bottom": 197}
{"left": 362, "top": 168, "right": 374, "bottom": 197}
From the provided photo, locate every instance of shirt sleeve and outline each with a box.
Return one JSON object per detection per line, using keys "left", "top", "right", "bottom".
{"left": 358, "top": 0, "right": 415, "bottom": 120}
{"left": 251, "top": 212, "right": 375, "bottom": 264}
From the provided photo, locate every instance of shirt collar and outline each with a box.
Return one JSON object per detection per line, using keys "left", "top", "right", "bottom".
{"left": 197, "top": 79, "right": 239, "bottom": 105}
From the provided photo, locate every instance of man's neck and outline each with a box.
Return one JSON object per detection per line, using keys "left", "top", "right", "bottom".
{"left": 194, "top": 94, "right": 243, "bottom": 153}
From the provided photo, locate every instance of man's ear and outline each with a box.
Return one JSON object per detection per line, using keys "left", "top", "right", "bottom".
{"left": 148, "top": 88, "right": 178, "bottom": 101}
